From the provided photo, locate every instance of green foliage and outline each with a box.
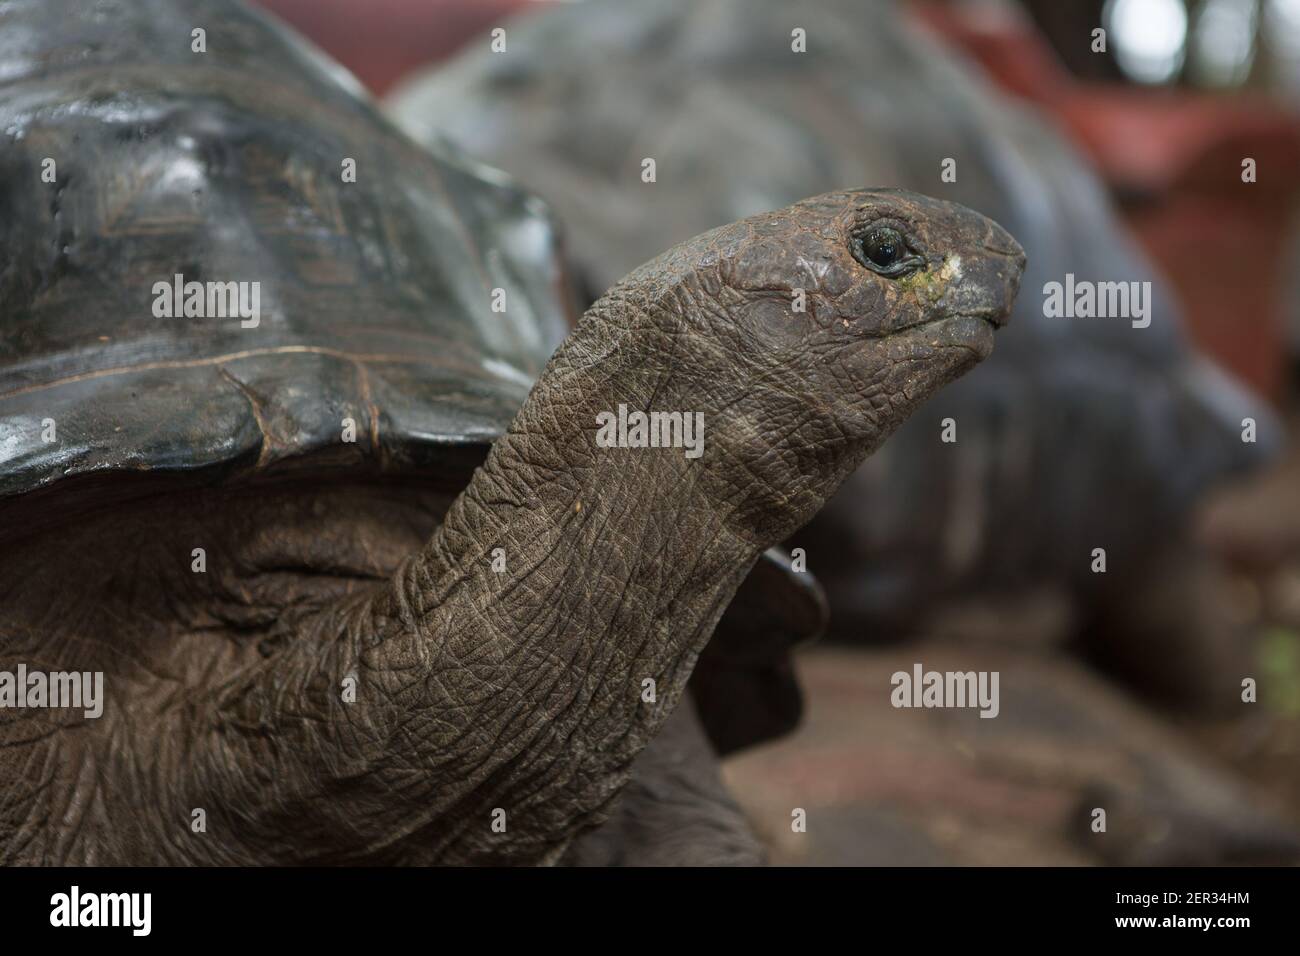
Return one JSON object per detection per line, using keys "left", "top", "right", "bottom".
{"left": 1259, "top": 627, "right": 1300, "bottom": 716}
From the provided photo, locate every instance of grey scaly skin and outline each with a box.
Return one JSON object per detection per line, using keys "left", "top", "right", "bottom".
{"left": 0, "top": 189, "right": 1022, "bottom": 864}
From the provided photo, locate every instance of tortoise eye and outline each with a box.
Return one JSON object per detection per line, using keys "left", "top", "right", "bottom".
{"left": 853, "top": 226, "right": 923, "bottom": 278}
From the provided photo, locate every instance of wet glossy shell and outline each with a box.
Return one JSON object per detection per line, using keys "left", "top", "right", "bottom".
{"left": 0, "top": 0, "right": 573, "bottom": 524}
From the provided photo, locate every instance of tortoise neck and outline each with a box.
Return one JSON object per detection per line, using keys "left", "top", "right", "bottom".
{"left": 402, "top": 282, "right": 765, "bottom": 669}
{"left": 352, "top": 289, "right": 765, "bottom": 859}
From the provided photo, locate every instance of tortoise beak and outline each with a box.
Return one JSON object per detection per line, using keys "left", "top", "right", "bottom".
{"left": 944, "top": 235, "right": 1025, "bottom": 330}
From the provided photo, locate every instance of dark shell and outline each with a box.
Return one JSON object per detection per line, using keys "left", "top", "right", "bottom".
{"left": 0, "top": 0, "right": 573, "bottom": 529}
{"left": 389, "top": 0, "right": 1280, "bottom": 629}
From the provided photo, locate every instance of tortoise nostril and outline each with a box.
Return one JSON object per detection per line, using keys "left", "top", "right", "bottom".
{"left": 982, "top": 241, "right": 1026, "bottom": 267}
{"left": 981, "top": 224, "right": 1026, "bottom": 267}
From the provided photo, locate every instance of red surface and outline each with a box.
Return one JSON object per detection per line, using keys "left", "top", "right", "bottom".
{"left": 914, "top": 1, "right": 1300, "bottom": 400}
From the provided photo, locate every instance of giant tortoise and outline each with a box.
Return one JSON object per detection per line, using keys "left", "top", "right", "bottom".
{"left": 0, "top": 0, "right": 1023, "bottom": 864}
{"left": 389, "top": 0, "right": 1280, "bottom": 709}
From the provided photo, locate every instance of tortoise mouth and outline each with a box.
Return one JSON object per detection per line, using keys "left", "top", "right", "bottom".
{"left": 932, "top": 313, "right": 998, "bottom": 359}
{"left": 872, "top": 313, "right": 998, "bottom": 360}
{"left": 869, "top": 310, "right": 1007, "bottom": 339}
{"left": 956, "top": 309, "right": 1010, "bottom": 329}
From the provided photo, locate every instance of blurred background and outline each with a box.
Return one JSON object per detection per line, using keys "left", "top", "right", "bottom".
{"left": 253, "top": 0, "right": 1300, "bottom": 864}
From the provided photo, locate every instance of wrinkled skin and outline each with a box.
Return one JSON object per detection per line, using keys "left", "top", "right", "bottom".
{"left": 0, "top": 189, "right": 1023, "bottom": 864}
{"left": 559, "top": 702, "right": 764, "bottom": 866}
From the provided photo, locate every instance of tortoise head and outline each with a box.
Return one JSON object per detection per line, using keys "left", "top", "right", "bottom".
{"left": 611, "top": 188, "right": 1025, "bottom": 539}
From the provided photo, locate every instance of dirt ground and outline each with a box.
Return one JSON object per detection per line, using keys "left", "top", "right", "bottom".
{"left": 722, "top": 409, "right": 1300, "bottom": 866}
{"left": 1186, "top": 425, "right": 1300, "bottom": 838}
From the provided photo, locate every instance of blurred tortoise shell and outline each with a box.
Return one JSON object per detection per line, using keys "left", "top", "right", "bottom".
{"left": 388, "top": 0, "right": 1280, "bottom": 631}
